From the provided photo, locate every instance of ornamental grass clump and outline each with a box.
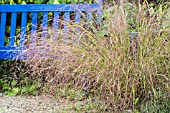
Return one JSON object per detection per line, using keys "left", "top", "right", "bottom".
{"left": 23, "top": 1, "right": 170, "bottom": 111}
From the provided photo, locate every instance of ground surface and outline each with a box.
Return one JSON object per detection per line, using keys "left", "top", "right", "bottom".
{"left": 0, "top": 94, "right": 74, "bottom": 113}
{"left": 0, "top": 94, "right": 104, "bottom": 113}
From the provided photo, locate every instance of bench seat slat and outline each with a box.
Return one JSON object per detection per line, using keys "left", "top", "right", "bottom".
{"left": 53, "top": 12, "right": 59, "bottom": 29}
{"left": 96, "top": 10, "right": 102, "bottom": 24}
{"left": 53, "top": 12, "right": 60, "bottom": 40}
{"left": 64, "top": 12, "right": 70, "bottom": 40}
{"left": 75, "top": 12, "right": 81, "bottom": 24}
{"left": 42, "top": 12, "right": 48, "bottom": 38}
{"left": 0, "top": 13, "right": 6, "bottom": 46}
{"left": 20, "top": 12, "right": 27, "bottom": 46}
{"left": 0, "top": 4, "right": 101, "bottom": 12}
{"left": 75, "top": 12, "right": 81, "bottom": 32}
{"left": 31, "top": 12, "right": 38, "bottom": 44}
{"left": 87, "top": 12, "right": 92, "bottom": 21}
{"left": 10, "top": 12, "right": 17, "bottom": 46}
{"left": 75, "top": 12, "right": 81, "bottom": 42}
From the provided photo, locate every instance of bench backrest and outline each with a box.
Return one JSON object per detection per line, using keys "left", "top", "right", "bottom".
{"left": 0, "top": 0, "right": 103, "bottom": 59}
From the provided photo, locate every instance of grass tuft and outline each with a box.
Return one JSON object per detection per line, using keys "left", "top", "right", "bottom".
{"left": 21, "top": 1, "right": 170, "bottom": 112}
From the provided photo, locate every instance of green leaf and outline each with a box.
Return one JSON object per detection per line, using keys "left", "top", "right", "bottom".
{"left": 75, "top": 0, "right": 78, "bottom": 3}
{"left": 63, "top": 0, "right": 66, "bottom": 4}
{"left": 88, "top": 0, "right": 92, "bottom": 4}
{"left": 10, "top": 0, "right": 14, "bottom": 4}
{"left": 32, "top": 90, "right": 37, "bottom": 96}
{"left": 21, "top": 87, "right": 29, "bottom": 94}
{"left": 48, "top": 0, "right": 59, "bottom": 4}
{"left": 149, "top": 7, "right": 155, "bottom": 15}
{"left": 53, "top": 0, "right": 59, "bottom": 4}
{"left": 11, "top": 80, "right": 17, "bottom": 87}
{"left": 29, "top": 85, "right": 36, "bottom": 92}
{"left": 18, "top": 0, "right": 21, "bottom": 4}
{"left": 36, "top": 0, "right": 43, "bottom": 4}
{"left": 2, "top": 83, "right": 10, "bottom": 90}
{"left": 79, "top": 0, "right": 84, "bottom": 3}
{"left": 149, "top": 3, "right": 156, "bottom": 7}
{"left": 134, "top": 98, "right": 139, "bottom": 105}
{"left": 8, "top": 88, "right": 20, "bottom": 96}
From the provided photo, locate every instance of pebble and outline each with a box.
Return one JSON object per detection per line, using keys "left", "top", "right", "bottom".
{"left": 0, "top": 93, "right": 3, "bottom": 97}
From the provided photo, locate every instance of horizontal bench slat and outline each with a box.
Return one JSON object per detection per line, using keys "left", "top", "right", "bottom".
{"left": 0, "top": 47, "right": 25, "bottom": 59}
{"left": 0, "top": 4, "right": 101, "bottom": 12}
{"left": 0, "top": 47, "right": 25, "bottom": 50}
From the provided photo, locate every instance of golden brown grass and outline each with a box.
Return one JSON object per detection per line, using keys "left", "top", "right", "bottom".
{"left": 21, "top": 1, "right": 170, "bottom": 111}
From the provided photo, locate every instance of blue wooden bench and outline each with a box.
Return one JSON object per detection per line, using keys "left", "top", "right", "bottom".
{"left": 0, "top": 0, "right": 103, "bottom": 59}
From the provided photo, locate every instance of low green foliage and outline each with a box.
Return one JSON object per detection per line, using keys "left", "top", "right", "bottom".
{"left": 55, "top": 88, "right": 110, "bottom": 112}
{"left": 0, "top": 60, "right": 41, "bottom": 96}
{"left": 139, "top": 94, "right": 170, "bottom": 113}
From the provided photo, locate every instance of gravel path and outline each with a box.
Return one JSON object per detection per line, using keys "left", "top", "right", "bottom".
{"left": 0, "top": 94, "right": 70, "bottom": 113}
